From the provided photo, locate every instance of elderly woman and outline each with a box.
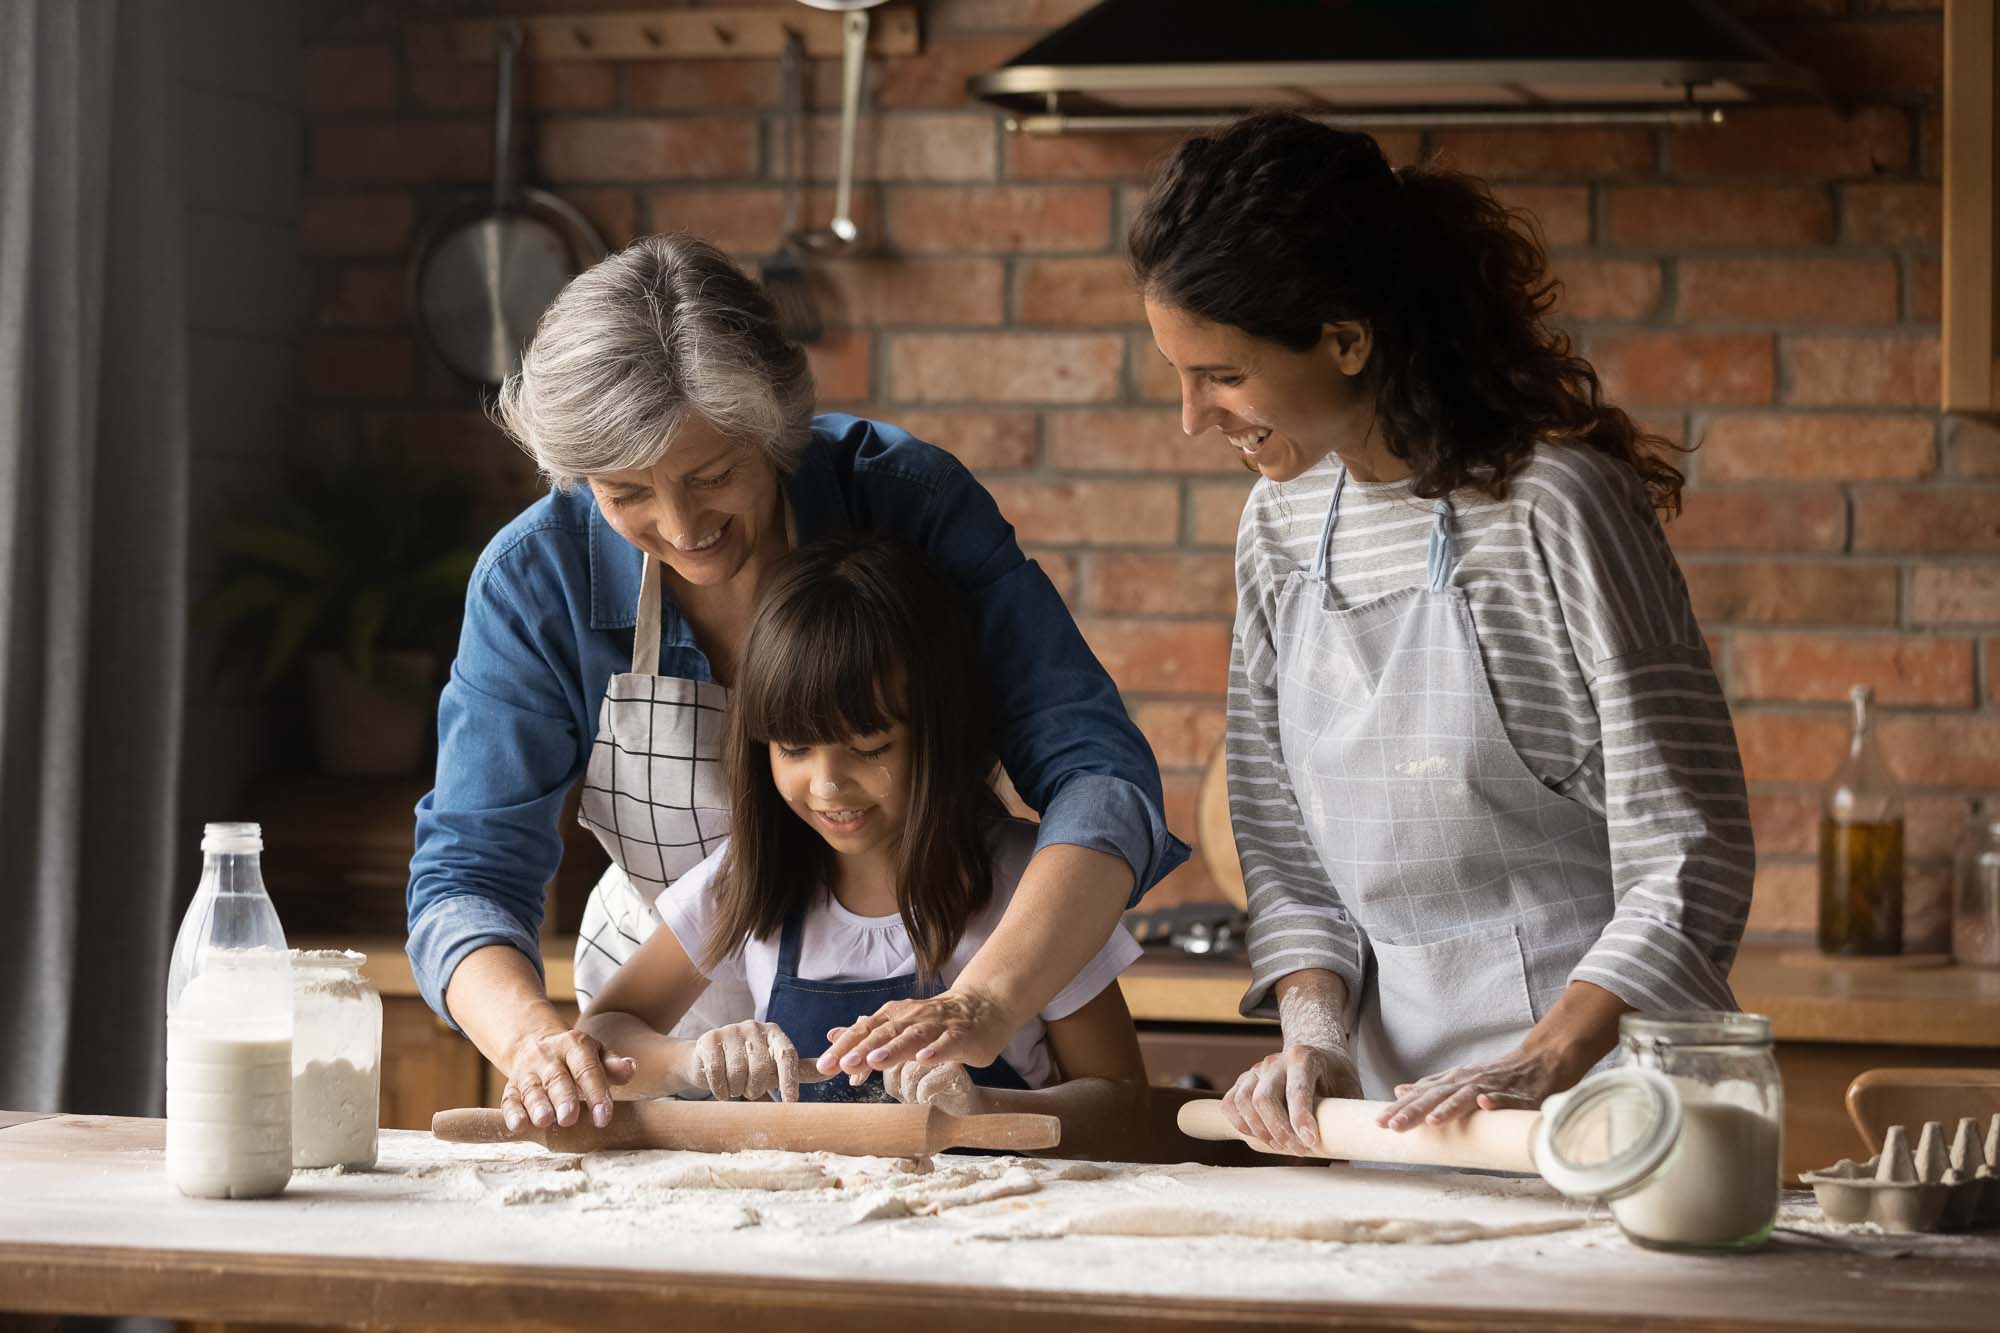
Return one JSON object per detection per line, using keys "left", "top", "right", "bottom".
{"left": 1127, "top": 112, "right": 1753, "bottom": 1153}
{"left": 407, "top": 235, "right": 1184, "bottom": 1132}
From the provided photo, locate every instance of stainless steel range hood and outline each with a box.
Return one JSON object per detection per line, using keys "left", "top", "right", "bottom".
{"left": 967, "top": 0, "right": 1823, "bottom": 134}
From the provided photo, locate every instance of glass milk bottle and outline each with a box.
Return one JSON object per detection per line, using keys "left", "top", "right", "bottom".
{"left": 164, "top": 822, "right": 293, "bottom": 1198}
{"left": 1818, "top": 685, "right": 1904, "bottom": 956}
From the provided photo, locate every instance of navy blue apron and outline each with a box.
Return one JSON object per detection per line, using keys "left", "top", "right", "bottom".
{"left": 764, "top": 906, "right": 1031, "bottom": 1103}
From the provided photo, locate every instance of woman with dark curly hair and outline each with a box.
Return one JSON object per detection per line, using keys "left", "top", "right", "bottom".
{"left": 1130, "top": 112, "right": 1752, "bottom": 1153}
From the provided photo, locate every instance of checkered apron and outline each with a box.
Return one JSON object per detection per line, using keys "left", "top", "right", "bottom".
{"left": 572, "top": 554, "right": 755, "bottom": 1037}
{"left": 1271, "top": 470, "right": 1616, "bottom": 1099}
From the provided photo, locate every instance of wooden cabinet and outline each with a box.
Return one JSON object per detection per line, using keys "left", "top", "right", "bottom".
{"left": 1946, "top": 0, "right": 2000, "bottom": 413}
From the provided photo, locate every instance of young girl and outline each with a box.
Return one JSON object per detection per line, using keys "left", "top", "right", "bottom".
{"left": 542, "top": 537, "right": 1149, "bottom": 1157}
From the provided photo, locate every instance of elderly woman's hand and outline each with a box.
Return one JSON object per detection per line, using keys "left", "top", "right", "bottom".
{"left": 1378, "top": 1045, "right": 1567, "bottom": 1130}
{"left": 814, "top": 987, "right": 1012, "bottom": 1080}
{"left": 501, "top": 1025, "right": 636, "bottom": 1133}
{"left": 1222, "top": 1042, "right": 1364, "bottom": 1155}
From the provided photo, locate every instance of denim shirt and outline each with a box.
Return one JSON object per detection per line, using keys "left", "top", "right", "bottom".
{"left": 407, "top": 413, "right": 1189, "bottom": 1025}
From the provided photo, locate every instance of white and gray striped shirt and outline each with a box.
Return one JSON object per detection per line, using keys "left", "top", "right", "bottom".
{"left": 1231, "top": 444, "right": 1752, "bottom": 1019}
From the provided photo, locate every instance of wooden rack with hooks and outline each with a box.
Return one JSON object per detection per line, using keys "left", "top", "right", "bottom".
{"left": 405, "top": 5, "right": 920, "bottom": 63}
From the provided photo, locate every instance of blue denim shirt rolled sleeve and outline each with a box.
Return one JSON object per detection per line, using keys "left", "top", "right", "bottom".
{"left": 407, "top": 891, "right": 546, "bottom": 1024}
{"left": 1032, "top": 772, "right": 1180, "bottom": 908}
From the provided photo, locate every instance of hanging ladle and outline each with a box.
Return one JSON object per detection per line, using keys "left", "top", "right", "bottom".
{"left": 793, "top": 0, "right": 887, "bottom": 250}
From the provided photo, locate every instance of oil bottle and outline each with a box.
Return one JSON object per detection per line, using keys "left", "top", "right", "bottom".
{"left": 1818, "top": 685, "right": 1903, "bottom": 955}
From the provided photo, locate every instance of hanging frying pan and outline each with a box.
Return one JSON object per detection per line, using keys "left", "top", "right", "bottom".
{"left": 408, "top": 22, "right": 605, "bottom": 386}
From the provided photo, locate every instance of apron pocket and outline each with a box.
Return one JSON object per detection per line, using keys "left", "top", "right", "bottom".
{"left": 1357, "top": 924, "right": 1538, "bottom": 1097}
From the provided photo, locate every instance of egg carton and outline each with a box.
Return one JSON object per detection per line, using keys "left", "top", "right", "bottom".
{"left": 1799, "top": 1114, "right": 2000, "bottom": 1233}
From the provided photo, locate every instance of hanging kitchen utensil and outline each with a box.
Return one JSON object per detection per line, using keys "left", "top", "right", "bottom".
{"left": 408, "top": 22, "right": 606, "bottom": 386}
{"left": 758, "top": 30, "right": 823, "bottom": 343}
{"left": 794, "top": 0, "right": 888, "bottom": 251}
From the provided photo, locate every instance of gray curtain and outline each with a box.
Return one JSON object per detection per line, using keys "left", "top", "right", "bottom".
{"left": 0, "top": 0, "right": 190, "bottom": 1116}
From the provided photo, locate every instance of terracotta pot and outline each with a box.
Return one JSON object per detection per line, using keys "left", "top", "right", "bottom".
{"left": 306, "top": 650, "right": 436, "bottom": 777}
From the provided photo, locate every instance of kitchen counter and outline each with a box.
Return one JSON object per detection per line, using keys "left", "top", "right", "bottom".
{"left": 6, "top": 1111, "right": 1999, "bottom": 1331}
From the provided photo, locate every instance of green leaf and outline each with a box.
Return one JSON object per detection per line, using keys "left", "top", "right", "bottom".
{"left": 257, "top": 594, "right": 327, "bottom": 687}
{"left": 191, "top": 572, "right": 293, "bottom": 631}
{"left": 345, "top": 584, "right": 390, "bottom": 683}
{"left": 215, "top": 521, "right": 341, "bottom": 583}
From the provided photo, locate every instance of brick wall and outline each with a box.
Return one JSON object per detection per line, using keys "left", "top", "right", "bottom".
{"left": 296, "top": 0, "right": 1978, "bottom": 937}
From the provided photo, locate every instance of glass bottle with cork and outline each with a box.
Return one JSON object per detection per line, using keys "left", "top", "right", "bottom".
{"left": 1818, "top": 684, "right": 1903, "bottom": 956}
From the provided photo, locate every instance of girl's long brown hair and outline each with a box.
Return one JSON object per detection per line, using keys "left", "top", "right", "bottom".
{"left": 1129, "top": 111, "right": 1685, "bottom": 514}
{"left": 705, "top": 537, "right": 1005, "bottom": 985}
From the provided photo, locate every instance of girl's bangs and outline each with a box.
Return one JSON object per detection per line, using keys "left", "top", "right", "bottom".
{"left": 736, "top": 597, "right": 902, "bottom": 745}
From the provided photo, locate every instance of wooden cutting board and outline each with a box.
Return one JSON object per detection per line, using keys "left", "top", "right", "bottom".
{"left": 433, "top": 1099, "right": 1062, "bottom": 1156}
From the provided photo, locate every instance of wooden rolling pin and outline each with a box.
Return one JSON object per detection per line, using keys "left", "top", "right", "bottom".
{"left": 433, "top": 1099, "right": 1062, "bottom": 1156}
{"left": 1178, "top": 1096, "right": 1539, "bottom": 1172}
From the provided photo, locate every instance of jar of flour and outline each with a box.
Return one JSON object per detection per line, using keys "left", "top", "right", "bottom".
{"left": 164, "top": 823, "right": 293, "bottom": 1199}
{"left": 1533, "top": 1012, "right": 1783, "bottom": 1252}
{"left": 290, "top": 950, "right": 382, "bottom": 1169}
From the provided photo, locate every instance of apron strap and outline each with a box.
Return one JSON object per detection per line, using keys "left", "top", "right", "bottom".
{"left": 632, "top": 554, "right": 663, "bottom": 676}
{"left": 775, "top": 909, "right": 807, "bottom": 980}
{"left": 1426, "top": 499, "right": 1459, "bottom": 591}
{"left": 1310, "top": 469, "right": 1347, "bottom": 579}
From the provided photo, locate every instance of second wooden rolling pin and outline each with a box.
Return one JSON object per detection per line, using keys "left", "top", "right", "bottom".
{"left": 434, "top": 1099, "right": 1062, "bottom": 1157}
{"left": 1178, "top": 1096, "right": 1539, "bottom": 1172}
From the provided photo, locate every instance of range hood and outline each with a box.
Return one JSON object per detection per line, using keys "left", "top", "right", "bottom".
{"left": 967, "top": 0, "right": 1823, "bottom": 134}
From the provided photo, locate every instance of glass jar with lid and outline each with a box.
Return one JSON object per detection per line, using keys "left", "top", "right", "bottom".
{"left": 289, "top": 949, "right": 382, "bottom": 1169}
{"left": 1953, "top": 817, "right": 2000, "bottom": 969}
{"left": 1534, "top": 1012, "right": 1783, "bottom": 1252}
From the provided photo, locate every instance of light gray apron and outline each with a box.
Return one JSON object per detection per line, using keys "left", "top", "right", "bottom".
{"left": 572, "top": 554, "right": 755, "bottom": 1039}
{"left": 1272, "top": 470, "right": 1616, "bottom": 1099}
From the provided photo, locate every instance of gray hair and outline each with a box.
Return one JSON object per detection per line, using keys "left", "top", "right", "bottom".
{"left": 493, "top": 234, "right": 817, "bottom": 491}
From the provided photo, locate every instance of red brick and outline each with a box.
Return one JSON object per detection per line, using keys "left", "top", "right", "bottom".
{"left": 300, "top": 333, "right": 416, "bottom": 399}
{"left": 1131, "top": 331, "right": 1180, "bottom": 405}
{"left": 887, "top": 186, "right": 1112, "bottom": 254}
{"left": 1678, "top": 258, "right": 1899, "bottom": 325}
{"left": 1855, "top": 490, "right": 2000, "bottom": 554}
{"left": 1605, "top": 186, "right": 1834, "bottom": 247}
{"left": 540, "top": 118, "right": 758, "bottom": 182}
{"left": 1681, "top": 560, "right": 1900, "bottom": 625}
{"left": 1667, "top": 490, "right": 1847, "bottom": 553}
{"left": 1671, "top": 106, "right": 1911, "bottom": 178}
{"left": 303, "top": 45, "right": 395, "bottom": 112}
{"left": 1855, "top": 0, "right": 1942, "bottom": 11}
{"left": 928, "top": 0, "right": 1095, "bottom": 30}
{"left": 981, "top": 479, "right": 1180, "bottom": 545}
{"left": 1842, "top": 182, "right": 1943, "bottom": 244}
{"left": 806, "top": 115, "right": 996, "bottom": 183}
{"left": 1593, "top": 333, "right": 1774, "bottom": 405}
{"left": 1190, "top": 478, "right": 1257, "bottom": 546}
{"left": 1920, "top": 107, "right": 1945, "bottom": 176}
{"left": 873, "top": 36, "right": 1023, "bottom": 108}
{"left": 1910, "top": 567, "right": 2000, "bottom": 624}
{"left": 1078, "top": 618, "right": 1232, "bottom": 696}
{"left": 1912, "top": 256, "right": 1942, "bottom": 323}
{"left": 363, "top": 409, "right": 543, "bottom": 497}
{"left": 1782, "top": 335, "right": 1941, "bottom": 406}
{"left": 1046, "top": 409, "right": 1245, "bottom": 475}
{"left": 1546, "top": 258, "right": 1662, "bottom": 321}
{"left": 1084, "top": 552, "right": 1236, "bottom": 617}
{"left": 407, "top": 60, "right": 615, "bottom": 112}
{"left": 561, "top": 187, "right": 641, "bottom": 249}
{"left": 1745, "top": 863, "right": 1816, "bottom": 935}
{"left": 1881, "top": 715, "right": 2000, "bottom": 787}
{"left": 1133, "top": 701, "right": 1229, "bottom": 771}
{"left": 1023, "top": 547, "right": 1078, "bottom": 605}
{"left": 643, "top": 185, "right": 881, "bottom": 257}
{"left": 1016, "top": 258, "right": 1143, "bottom": 326}
{"left": 1732, "top": 632, "right": 1973, "bottom": 706}
{"left": 1431, "top": 128, "right": 1656, "bottom": 179}
{"left": 807, "top": 259, "right": 1005, "bottom": 327}
{"left": 300, "top": 193, "right": 413, "bottom": 256}
{"left": 1750, "top": 791, "right": 1970, "bottom": 859}
{"left": 871, "top": 409, "right": 1037, "bottom": 471}
{"left": 624, "top": 60, "right": 777, "bottom": 111}
{"left": 1762, "top": 19, "right": 1942, "bottom": 100}
{"left": 312, "top": 263, "right": 403, "bottom": 329}
{"left": 1007, "top": 132, "right": 1188, "bottom": 183}
{"left": 887, "top": 333, "right": 1123, "bottom": 403}
{"left": 1697, "top": 413, "right": 1936, "bottom": 482}
{"left": 1492, "top": 185, "right": 1592, "bottom": 247}
{"left": 805, "top": 331, "right": 872, "bottom": 403}
{"left": 312, "top": 123, "right": 491, "bottom": 184}
{"left": 1950, "top": 417, "right": 2000, "bottom": 478}
{"left": 1733, "top": 710, "right": 1851, "bottom": 782}
{"left": 1990, "top": 638, "right": 2000, "bottom": 706}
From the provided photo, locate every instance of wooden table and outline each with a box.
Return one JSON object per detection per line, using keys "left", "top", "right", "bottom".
{"left": 5, "top": 1111, "right": 2000, "bottom": 1332}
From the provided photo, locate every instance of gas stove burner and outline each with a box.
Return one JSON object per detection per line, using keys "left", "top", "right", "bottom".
{"left": 1125, "top": 902, "right": 1250, "bottom": 960}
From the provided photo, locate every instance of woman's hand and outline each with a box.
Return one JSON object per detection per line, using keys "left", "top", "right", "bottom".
{"left": 815, "top": 987, "right": 1012, "bottom": 1078}
{"left": 501, "top": 1026, "right": 636, "bottom": 1133}
{"left": 880, "top": 1060, "right": 984, "bottom": 1116}
{"left": 1222, "top": 1042, "right": 1364, "bottom": 1155}
{"left": 684, "top": 1020, "right": 803, "bottom": 1103}
{"left": 1378, "top": 1045, "right": 1566, "bottom": 1130}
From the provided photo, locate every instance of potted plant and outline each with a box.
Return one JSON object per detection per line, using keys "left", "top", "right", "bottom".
{"left": 197, "top": 455, "right": 481, "bottom": 777}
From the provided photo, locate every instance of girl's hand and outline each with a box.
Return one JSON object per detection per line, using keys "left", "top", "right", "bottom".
{"left": 501, "top": 1026, "right": 637, "bottom": 1133}
{"left": 685, "top": 1021, "right": 803, "bottom": 1103}
{"left": 880, "top": 1060, "right": 983, "bottom": 1116}
{"left": 815, "top": 987, "right": 1011, "bottom": 1077}
{"left": 1221, "top": 1042, "right": 1363, "bottom": 1155}
{"left": 1378, "top": 1044, "right": 1565, "bottom": 1131}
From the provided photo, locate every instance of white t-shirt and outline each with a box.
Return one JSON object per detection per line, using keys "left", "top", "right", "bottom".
{"left": 656, "top": 818, "right": 1142, "bottom": 1089}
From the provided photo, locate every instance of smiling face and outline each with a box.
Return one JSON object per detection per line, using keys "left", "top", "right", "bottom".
{"left": 1144, "top": 299, "right": 1384, "bottom": 484}
{"left": 587, "top": 415, "right": 786, "bottom": 591}
{"left": 768, "top": 720, "right": 912, "bottom": 876}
